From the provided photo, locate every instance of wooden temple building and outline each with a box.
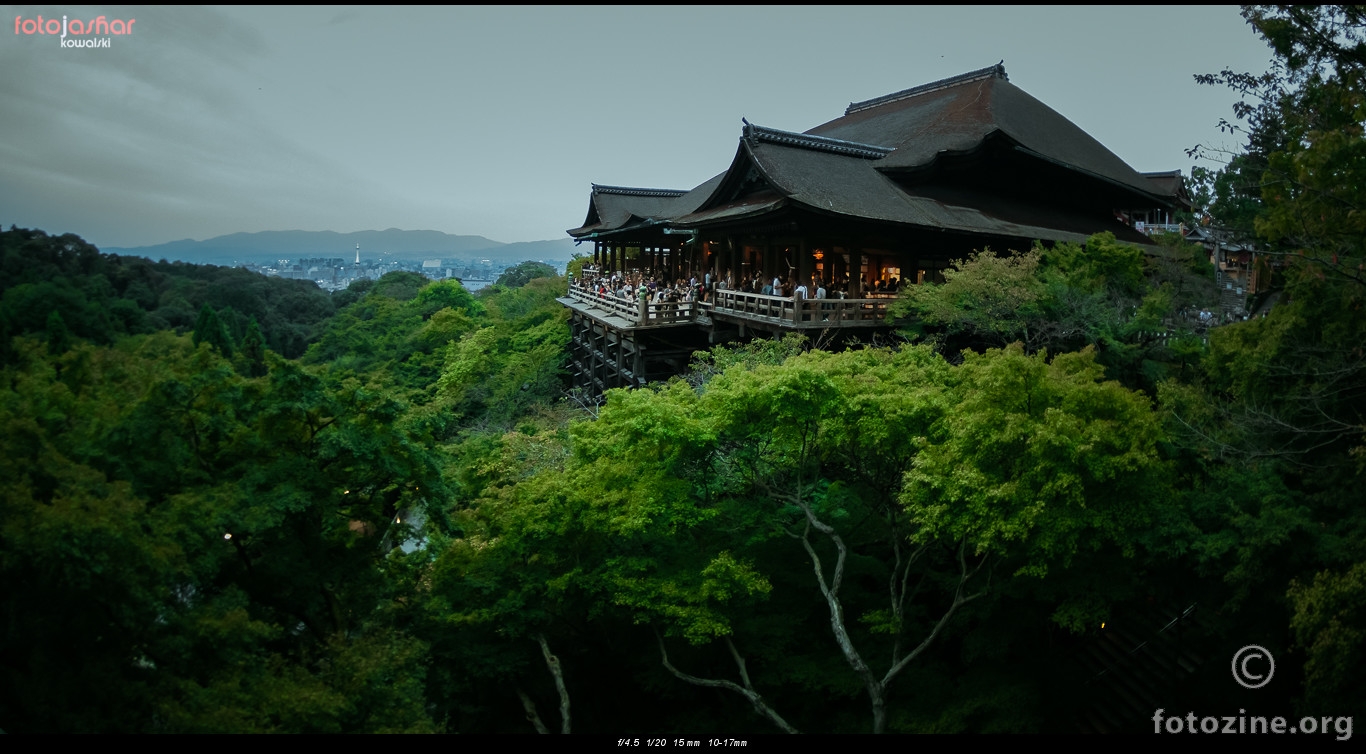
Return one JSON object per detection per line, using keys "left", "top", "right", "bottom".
{"left": 561, "top": 63, "right": 1188, "bottom": 396}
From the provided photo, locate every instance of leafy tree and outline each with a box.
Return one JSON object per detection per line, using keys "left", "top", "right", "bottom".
{"left": 414, "top": 278, "right": 484, "bottom": 320}
{"left": 369, "top": 270, "right": 428, "bottom": 301}
{"left": 44, "top": 310, "right": 72, "bottom": 354}
{"left": 0, "top": 332, "right": 447, "bottom": 731}
{"left": 892, "top": 233, "right": 1215, "bottom": 390}
{"left": 1, "top": 228, "right": 336, "bottom": 360}
{"left": 496, "top": 261, "right": 557, "bottom": 289}
{"left": 240, "top": 316, "right": 268, "bottom": 378}
{"left": 192, "top": 303, "right": 234, "bottom": 357}
{"left": 902, "top": 345, "right": 1174, "bottom": 588}
{"left": 1180, "top": 3, "right": 1366, "bottom": 492}
{"left": 890, "top": 248, "right": 1045, "bottom": 351}
{"left": 1289, "top": 561, "right": 1366, "bottom": 715}
{"left": 305, "top": 272, "right": 484, "bottom": 393}
{"left": 429, "top": 337, "right": 1177, "bottom": 733}
{"left": 565, "top": 254, "right": 590, "bottom": 281}
{"left": 1167, "top": 5, "right": 1366, "bottom": 716}
{"left": 433, "top": 277, "right": 569, "bottom": 428}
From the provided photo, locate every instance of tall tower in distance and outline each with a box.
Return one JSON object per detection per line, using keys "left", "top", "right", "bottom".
{"left": 355, "top": 243, "right": 360, "bottom": 265}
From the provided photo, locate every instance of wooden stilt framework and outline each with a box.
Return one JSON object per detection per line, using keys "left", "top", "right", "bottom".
{"left": 564, "top": 302, "right": 718, "bottom": 401}
{"left": 568, "top": 309, "right": 644, "bottom": 395}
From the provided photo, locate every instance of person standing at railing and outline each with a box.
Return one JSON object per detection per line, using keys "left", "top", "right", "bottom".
{"left": 815, "top": 280, "right": 829, "bottom": 321}
{"left": 793, "top": 280, "right": 809, "bottom": 322}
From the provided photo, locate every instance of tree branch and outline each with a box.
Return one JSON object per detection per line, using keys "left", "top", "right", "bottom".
{"left": 881, "top": 538, "right": 990, "bottom": 688}
{"left": 655, "top": 630, "right": 797, "bottom": 733}
{"left": 536, "top": 633, "right": 571, "bottom": 734}
{"left": 515, "top": 686, "right": 551, "bottom": 734}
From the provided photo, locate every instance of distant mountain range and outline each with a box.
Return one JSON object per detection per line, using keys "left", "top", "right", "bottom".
{"left": 104, "top": 228, "right": 581, "bottom": 267}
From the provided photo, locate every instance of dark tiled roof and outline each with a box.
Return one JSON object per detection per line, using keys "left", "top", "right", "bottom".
{"left": 671, "top": 188, "right": 786, "bottom": 226}
{"left": 1141, "top": 171, "right": 1192, "bottom": 209}
{"left": 742, "top": 121, "right": 894, "bottom": 160}
{"left": 592, "top": 185, "right": 689, "bottom": 197}
{"left": 810, "top": 63, "right": 1166, "bottom": 201}
{"left": 751, "top": 139, "right": 1098, "bottom": 243}
{"left": 568, "top": 177, "right": 723, "bottom": 237}
{"left": 845, "top": 62, "right": 1007, "bottom": 115}
{"left": 673, "top": 138, "right": 1097, "bottom": 245}
{"left": 571, "top": 64, "right": 1180, "bottom": 244}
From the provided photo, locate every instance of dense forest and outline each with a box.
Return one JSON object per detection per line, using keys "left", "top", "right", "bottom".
{"left": 2, "top": 7, "right": 1364, "bottom": 734}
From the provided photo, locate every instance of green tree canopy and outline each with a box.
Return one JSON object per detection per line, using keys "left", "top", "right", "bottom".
{"left": 495, "top": 261, "right": 557, "bottom": 289}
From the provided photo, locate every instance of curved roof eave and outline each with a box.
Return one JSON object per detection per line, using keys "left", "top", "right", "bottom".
{"left": 1010, "top": 144, "right": 1176, "bottom": 208}
{"left": 685, "top": 136, "right": 796, "bottom": 218}
{"left": 874, "top": 129, "right": 1177, "bottom": 208}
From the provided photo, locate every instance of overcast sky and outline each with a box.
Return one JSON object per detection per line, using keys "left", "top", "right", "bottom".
{"left": 2, "top": 5, "right": 1275, "bottom": 250}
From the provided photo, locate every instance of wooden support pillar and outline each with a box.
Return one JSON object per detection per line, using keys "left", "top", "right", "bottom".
{"left": 725, "top": 238, "right": 735, "bottom": 287}
{"left": 599, "top": 320, "right": 609, "bottom": 388}
{"left": 762, "top": 238, "right": 773, "bottom": 285}
{"left": 633, "top": 336, "right": 645, "bottom": 386}
{"left": 850, "top": 247, "right": 863, "bottom": 297}
{"left": 797, "top": 238, "right": 812, "bottom": 289}
{"left": 591, "top": 319, "right": 600, "bottom": 389}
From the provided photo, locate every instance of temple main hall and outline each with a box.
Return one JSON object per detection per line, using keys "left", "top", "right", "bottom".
{"left": 561, "top": 63, "right": 1188, "bottom": 396}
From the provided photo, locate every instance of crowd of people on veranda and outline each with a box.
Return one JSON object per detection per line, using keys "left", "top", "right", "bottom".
{"left": 571, "top": 268, "right": 906, "bottom": 307}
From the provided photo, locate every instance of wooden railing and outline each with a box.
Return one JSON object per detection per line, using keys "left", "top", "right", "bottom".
{"left": 566, "top": 285, "right": 699, "bottom": 324}
{"left": 565, "top": 283, "right": 891, "bottom": 328}
{"left": 1136, "top": 222, "right": 1185, "bottom": 236}
{"left": 710, "top": 290, "right": 890, "bottom": 326}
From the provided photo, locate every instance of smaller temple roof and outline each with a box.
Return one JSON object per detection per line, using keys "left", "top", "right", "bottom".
{"left": 1141, "top": 171, "right": 1193, "bottom": 210}
{"left": 568, "top": 178, "right": 721, "bottom": 238}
